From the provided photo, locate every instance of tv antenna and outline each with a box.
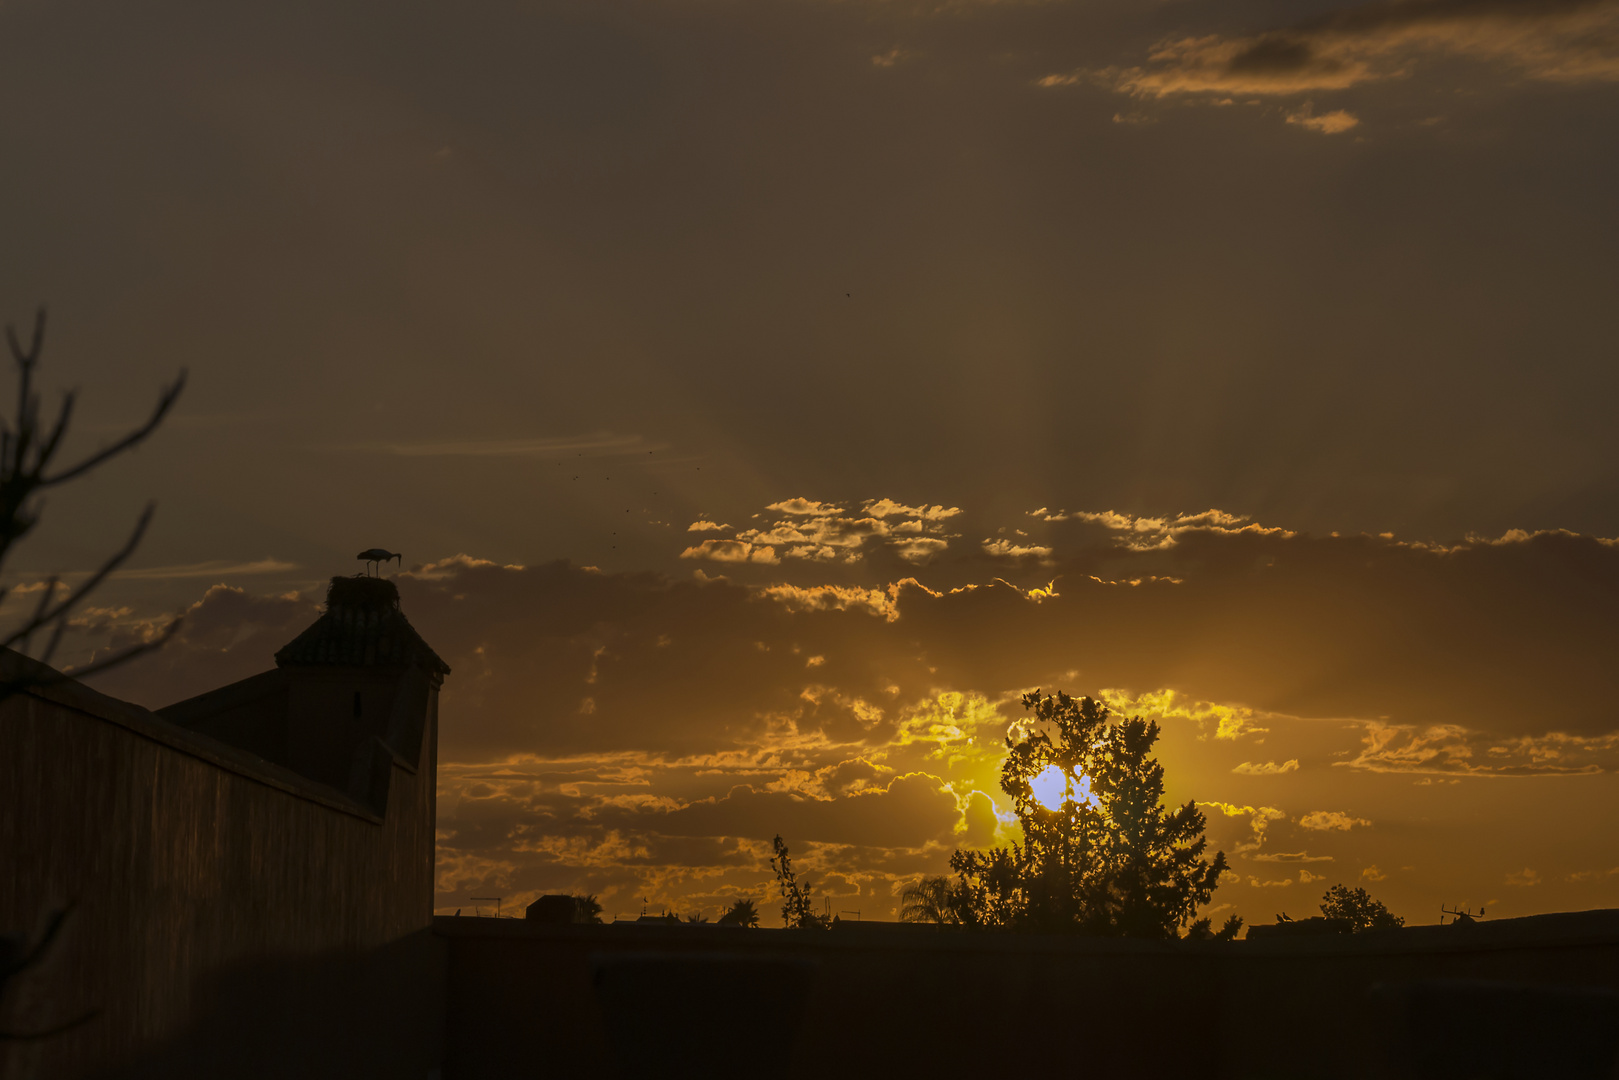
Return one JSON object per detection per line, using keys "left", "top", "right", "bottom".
{"left": 840, "top": 910, "right": 861, "bottom": 922}
{"left": 1439, "top": 904, "right": 1484, "bottom": 925}
{"left": 470, "top": 896, "right": 502, "bottom": 919}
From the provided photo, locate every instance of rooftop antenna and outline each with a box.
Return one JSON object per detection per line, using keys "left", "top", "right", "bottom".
{"left": 1439, "top": 904, "right": 1484, "bottom": 925}
{"left": 357, "top": 548, "right": 402, "bottom": 577}
{"left": 470, "top": 896, "right": 502, "bottom": 919}
{"left": 840, "top": 910, "right": 861, "bottom": 921}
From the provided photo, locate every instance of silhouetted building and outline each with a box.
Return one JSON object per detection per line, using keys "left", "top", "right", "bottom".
{"left": 526, "top": 895, "right": 584, "bottom": 924}
{"left": 0, "top": 574, "right": 447, "bottom": 1080}
{"left": 1245, "top": 915, "right": 1342, "bottom": 939}
{"left": 164, "top": 574, "right": 449, "bottom": 811}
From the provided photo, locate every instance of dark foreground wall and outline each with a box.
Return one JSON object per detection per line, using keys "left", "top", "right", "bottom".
{"left": 437, "top": 910, "right": 1619, "bottom": 1080}
{"left": 0, "top": 660, "right": 440, "bottom": 1080}
{"left": 99, "top": 930, "right": 445, "bottom": 1080}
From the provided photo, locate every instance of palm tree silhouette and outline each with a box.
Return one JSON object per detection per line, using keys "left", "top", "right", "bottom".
{"left": 899, "top": 876, "right": 958, "bottom": 925}
{"left": 716, "top": 898, "right": 760, "bottom": 928}
{"left": 572, "top": 894, "right": 604, "bottom": 924}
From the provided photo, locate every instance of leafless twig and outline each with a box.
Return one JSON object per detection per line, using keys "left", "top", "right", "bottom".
{"left": 0, "top": 307, "right": 187, "bottom": 694}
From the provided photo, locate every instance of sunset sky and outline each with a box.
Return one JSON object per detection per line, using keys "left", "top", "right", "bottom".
{"left": 5, "top": 0, "right": 1619, "bottom": 926}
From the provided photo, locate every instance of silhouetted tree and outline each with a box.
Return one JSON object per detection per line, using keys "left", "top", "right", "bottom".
{"left": 1184, "top": 913, "right": 1245, "bottom": 941}
{"left": 947, "top": 691, "right": 1230, "bottom": 938}
{"left": 0, "top": 307, "right": 185, "bottom": 692}
{"left": 899, "top": 875, "right": 958, "bottom": 925}
{"left": 716, "top": 899, "right": 760, "bottom": 928}
{"left": 684, "top": 912, "right": 710, "bottom": 924}
{"left": 571, "top": 894, "right": 604, "bottom": 924}
{"left": 1319, "top": 884, "right": 1403, "bottom": 933}
{"left": 771, "top": 835, "right": 829, "bottom": 930}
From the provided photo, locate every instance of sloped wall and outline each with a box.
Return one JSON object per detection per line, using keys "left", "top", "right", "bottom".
{"left": 0, "top": 662, "right": 439, "bottom": 1080}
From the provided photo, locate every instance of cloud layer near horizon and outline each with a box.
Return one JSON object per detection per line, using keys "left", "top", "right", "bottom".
{"left": 79, "top": 509, "right": 1619, "bottom": 923}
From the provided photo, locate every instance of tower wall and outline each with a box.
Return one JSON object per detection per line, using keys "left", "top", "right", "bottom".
{"left": 0, "top": 578, "right": 447, "bottom": 1078}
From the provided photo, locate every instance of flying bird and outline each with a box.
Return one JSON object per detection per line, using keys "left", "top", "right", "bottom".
{"left": 357, "top": 548, "right": 402, "bottom": 576}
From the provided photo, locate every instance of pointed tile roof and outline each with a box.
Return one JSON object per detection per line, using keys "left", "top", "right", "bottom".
{"left": 275, "top": 575, "right": 450, "bottom": 676}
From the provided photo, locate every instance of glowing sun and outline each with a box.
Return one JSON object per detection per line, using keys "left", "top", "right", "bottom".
{"left": 1030, "top": 764, "right": 1091, "bottom": 810}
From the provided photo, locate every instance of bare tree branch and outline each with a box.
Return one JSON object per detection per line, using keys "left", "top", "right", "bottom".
{"left": 0, "top": 306, "right": 185, "bottom": 697}
{"left": 42, "top": 374, "right": 185, "bottom": 488}
{"left": 0, "top": 618, "right": 181, "bottom": 701}
{"left": 1, "top": 506, "right": 154, "bottom": 655}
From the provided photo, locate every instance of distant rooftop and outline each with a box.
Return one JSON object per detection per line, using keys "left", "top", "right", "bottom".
{"left": 275, "top": 575, "right": 450, "bottom": 676}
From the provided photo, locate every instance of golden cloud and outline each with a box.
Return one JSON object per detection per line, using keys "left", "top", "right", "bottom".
{"left": 1104, "top": 688, "right": 1271, "bottom": 742}
{"left": 765, "top": 498, "right": 845, "bottom": 516}
{"left": 863, "top": 499, "right": 963, "bottom": 521}
{"left": 1033, "top": 507, "right": 1284, "bottom": 552}
{"left": 1343, "top": 721, "right": 1619, "bottom": 775}
{"left": 1286, "top": 106, "right": 1361, "bottom": 133}
{"left": 1299, "top": 809, "right": 1372, "bottom": 830}
{"left": 408, "top": 553, "right": 526, "bottom": 579}
{"left": 1199, "top": 801, "right": 1288, "bottom": 854}
{"left": 757, "top": 582, "right": 902, "bottom": 621}
{"left": 891, "top": 537, "right": 951, "bottom": 565}
{"left": 981, "top": 538, "right": 1055, "bottom": 561}
{"left": 1114, "top": 0, "right": 1619, "bottom": 99}
{"left": 1233, "top": 759, "right": 1300, "bottom": 775}
{"left": 679, "top": 539, "right": 781, "bottom": 565}
{"left": 693, "top": 495, "right": 959, "bottom": 567}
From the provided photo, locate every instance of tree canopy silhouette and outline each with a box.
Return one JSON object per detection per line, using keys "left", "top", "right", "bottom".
{"left": 1319, "top": 884, "right": 1404, "bottom": 933}
{"left": 946, "top": 691, "right": 1230, "bottom": 938}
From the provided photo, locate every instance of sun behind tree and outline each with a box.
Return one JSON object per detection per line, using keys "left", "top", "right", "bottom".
{"left": 947, "top": 691, "right": 1232, "bottom": 938}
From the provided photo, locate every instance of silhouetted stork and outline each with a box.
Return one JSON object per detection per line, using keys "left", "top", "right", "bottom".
{"left": 357, "top": 548, "right": 402, "bottom": 576}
